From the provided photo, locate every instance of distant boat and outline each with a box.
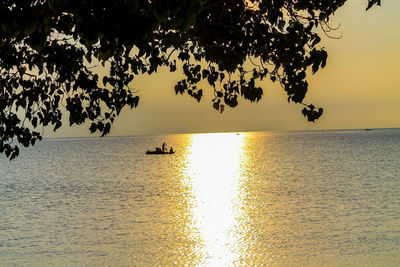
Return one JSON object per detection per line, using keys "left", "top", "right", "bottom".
{"left": 365, "top": 129, "right": 372, "bottom": 131}
{"left": 146, "top": 146, "right": 175, "bottom": 155}
{"left": 146, "top": 150, "right": 175, "bottom": 155}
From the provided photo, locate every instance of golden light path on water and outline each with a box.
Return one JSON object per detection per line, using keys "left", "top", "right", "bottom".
{"left": 181, "top": 132, "right": 251, "bottom": 266}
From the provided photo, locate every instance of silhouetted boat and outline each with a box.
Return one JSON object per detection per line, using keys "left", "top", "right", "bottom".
{"left": 146, "top": 150, "right": 175, "bottom": 155}
{"left": 146, "top": 146, "right": 175, "bottom": 154}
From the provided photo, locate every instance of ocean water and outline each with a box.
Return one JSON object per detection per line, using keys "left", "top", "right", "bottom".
{"left": 0, "top": 129, "right": 399, "bottom": 266}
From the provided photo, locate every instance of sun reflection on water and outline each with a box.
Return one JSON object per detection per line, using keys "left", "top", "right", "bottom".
{"left": 182, "top": 132, "right": 251, "bottom": 266}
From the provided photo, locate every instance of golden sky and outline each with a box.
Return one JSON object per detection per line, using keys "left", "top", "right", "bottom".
{"left": 48, "top": 1, "right": 400, "bottom": 137}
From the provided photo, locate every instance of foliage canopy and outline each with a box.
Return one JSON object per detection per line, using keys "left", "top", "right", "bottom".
{"left": 0, "top": 0, "right": 381, "bottom": 159}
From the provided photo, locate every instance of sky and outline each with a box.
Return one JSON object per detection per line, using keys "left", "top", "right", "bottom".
{"left": 48, "top": 0, "right": 400, "bottom": 137}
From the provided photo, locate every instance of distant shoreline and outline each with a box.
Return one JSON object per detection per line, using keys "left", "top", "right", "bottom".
{"left": 41, "top": 127, "right": 400, "bottom": 141}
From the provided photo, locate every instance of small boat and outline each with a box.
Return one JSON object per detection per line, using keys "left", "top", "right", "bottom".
{"left": 146, "top": 150, "right": 175, "bottom": 155}
{"left": 146, "top": 146, "right": 175, "bottom": 155}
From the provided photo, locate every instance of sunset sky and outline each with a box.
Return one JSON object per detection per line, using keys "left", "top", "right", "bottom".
{"left": 48, "top": 1, "right": 400, "bottom": 137}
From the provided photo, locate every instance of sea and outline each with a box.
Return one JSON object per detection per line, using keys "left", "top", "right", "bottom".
{"left": 0, "top": 128, "right": 399, "bottom": 266}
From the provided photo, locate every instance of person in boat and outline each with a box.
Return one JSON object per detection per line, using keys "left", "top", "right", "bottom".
{"left": 169, "top": 146, "right": 174, "bottom": 153}
{"left": 162, "top": 142, "right": 166, "bottom": 152}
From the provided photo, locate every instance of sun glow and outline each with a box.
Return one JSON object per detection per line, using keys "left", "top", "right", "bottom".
{"left": 182, "top": 132, "right": 251, "bottom": 266}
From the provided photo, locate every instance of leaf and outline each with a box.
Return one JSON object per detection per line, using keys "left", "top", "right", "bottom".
{"left": 220, "top": 104, "right": 225, "bottom": 114}
{"left": 366, "top": 0, "right": 377, "bottom": 10}
{"left": 102, "top": 122, "right": 111, "bottom": 137}
{"left": 132, "top": 96, "right": 139, "bottom": 107}
{"left": 302, "top": 108, "right": 308, "bottom": 117}
{"left": 253, "top": 69, "right": 259, "bottom": 79}
{"left": 10, "top": 147, "right": 19, "bottom": 160}
{"left": 213, "top": 102, "right": 219, "bottom": 111}
{"left": 85, "top": 52, "right": 92, "bottom": 63}
{"left": 31, "top": 117, "right": 38, "bottom": 128}
{"left": 278, "top": 19, "right": 285, "bottom": 31}
{"left": 89, "top": 123, "right": 97, "bottom": 133}
{"left": 311, "top": 35, "right": 321, "bottom": 47}
{"left": 102, "top": 76, "right": 108, "bottom": 86}
{"left": 320, "top": 51, "right": 327, "bottom": 68}
{"left": 54, "top": 121, "right": 62, "bottom": 132}
{"left": 69, "top": 114, "right": 75, "bottom": 126}
{"left": 202, "top": 69, "right": 209, "bottom": 79}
